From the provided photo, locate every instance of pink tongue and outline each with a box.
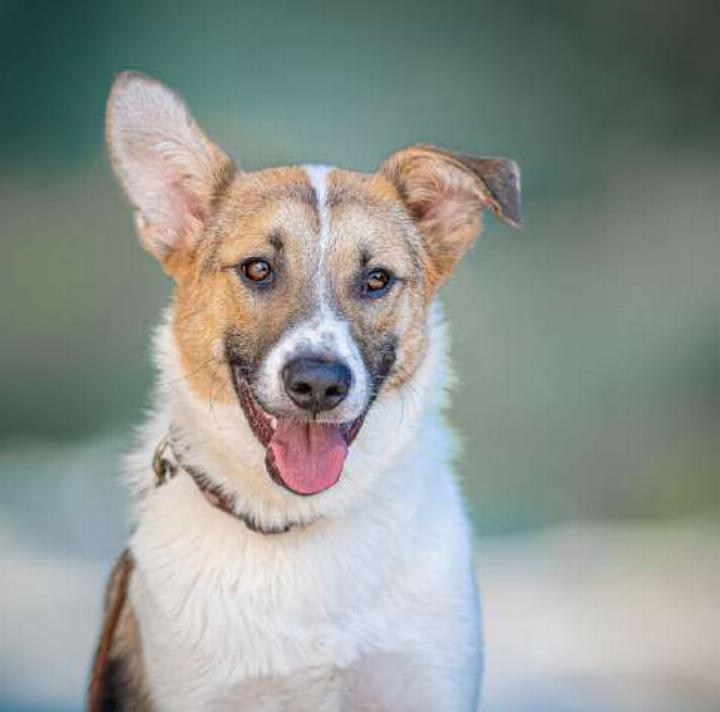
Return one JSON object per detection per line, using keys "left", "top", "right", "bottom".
{"left": 268, "top": 421, "right": 348, "bottom": 495}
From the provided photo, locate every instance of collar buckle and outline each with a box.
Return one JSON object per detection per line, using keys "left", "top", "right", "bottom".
{"left": 152, "top": 437, "right": 178, "bottom": 486}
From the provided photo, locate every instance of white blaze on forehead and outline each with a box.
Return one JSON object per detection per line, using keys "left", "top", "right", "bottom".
{"left": 251, "top": 165, "right": 370, "bottom": 421}
{"left": 303, "top": 163, "right": 334, "bottom": 306}
{"left": 304, "top": 164, "right": 331, "bottom": 235}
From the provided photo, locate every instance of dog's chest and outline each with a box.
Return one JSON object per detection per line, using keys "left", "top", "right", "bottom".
{"left": 129, "top": 476, "right": 426, "bottom": 708}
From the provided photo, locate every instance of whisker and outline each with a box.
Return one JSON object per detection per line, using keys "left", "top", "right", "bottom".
{"left": 165, "top": 354, "right": 218, "bottom": 388}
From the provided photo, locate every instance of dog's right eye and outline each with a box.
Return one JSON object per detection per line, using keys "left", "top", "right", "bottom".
{"left": 238, "top": 258, "right": 274, "bottom": 286}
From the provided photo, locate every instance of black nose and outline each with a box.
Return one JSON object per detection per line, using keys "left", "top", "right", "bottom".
{"left": 282, "top": 358, "right": 352, "bottom": 413}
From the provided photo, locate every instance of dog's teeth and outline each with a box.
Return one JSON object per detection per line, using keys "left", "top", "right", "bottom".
{"left": 269, "top": 416, "right": 278, "bottom": 429}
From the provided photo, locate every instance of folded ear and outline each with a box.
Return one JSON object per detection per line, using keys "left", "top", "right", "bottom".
{"left": 380, "top": 144, "right": 521, "bottom": 289}
{"left": 106, "top": 72, "right": 236, "bottom": 269}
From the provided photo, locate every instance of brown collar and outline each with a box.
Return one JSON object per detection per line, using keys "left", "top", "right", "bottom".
{"left": 152, "top": 437, "right": 296, "bottom": 535}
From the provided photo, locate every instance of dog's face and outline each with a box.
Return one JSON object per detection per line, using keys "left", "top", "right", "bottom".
{"left": 107, "top": 72, "right": 520, "bottom": 497}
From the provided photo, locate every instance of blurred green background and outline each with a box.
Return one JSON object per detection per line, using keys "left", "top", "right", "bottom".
{"left": 1, "top": 1, "right": 718, "bottom": 710}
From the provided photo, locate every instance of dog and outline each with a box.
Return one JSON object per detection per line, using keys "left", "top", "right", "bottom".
{"left": 88, "top": 71, "right": 521, "bottom": 712}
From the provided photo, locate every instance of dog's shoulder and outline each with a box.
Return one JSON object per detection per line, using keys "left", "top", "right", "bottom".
{"left": 88, "top": 549, "right": 151, "bottom": 712}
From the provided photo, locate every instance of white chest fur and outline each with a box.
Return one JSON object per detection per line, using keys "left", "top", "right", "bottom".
{"left": 129, "top": 416, "right": 480, "bottom": 710}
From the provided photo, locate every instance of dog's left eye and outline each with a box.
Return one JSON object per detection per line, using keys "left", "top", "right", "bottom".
{"left": 362, "top": 268, "right": 394, "bottom": 297}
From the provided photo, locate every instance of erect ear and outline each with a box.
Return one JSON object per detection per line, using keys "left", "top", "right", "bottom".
{"left": 106, "top": 72, "right": 236, "bottom": 270}
{"left": 379, "top": 144, "right": 522, "bottom": 289}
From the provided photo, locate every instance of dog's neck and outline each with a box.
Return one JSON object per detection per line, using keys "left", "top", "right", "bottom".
{"left": 152, "top": 435, "right": 301, "bottom": 535}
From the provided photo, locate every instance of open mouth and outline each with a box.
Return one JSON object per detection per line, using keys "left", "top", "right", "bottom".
{"left": 231, "top": 365, "right": 364, "bottom": 496}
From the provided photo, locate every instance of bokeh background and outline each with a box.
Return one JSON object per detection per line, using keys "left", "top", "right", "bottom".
{"left": 1, "top": 1, "right": 719, "bottom": 710}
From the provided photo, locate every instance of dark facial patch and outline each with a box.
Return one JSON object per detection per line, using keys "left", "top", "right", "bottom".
{"left": 223, "top": 321, "right": 299, "bottom": 398}
{"left": 361, "top": 334, "right": 397, "bottom": 400}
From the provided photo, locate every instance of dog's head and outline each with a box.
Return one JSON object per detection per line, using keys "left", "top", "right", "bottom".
{"left": 107, "top": 72, "right": 521, "bottom": 498}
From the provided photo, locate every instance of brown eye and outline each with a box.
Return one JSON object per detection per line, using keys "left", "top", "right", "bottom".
{"left": 363, "top": 268, "right": 394, "bottom": 297}
{"left": 240, "top": 258, "right": 273, "bottom": 284}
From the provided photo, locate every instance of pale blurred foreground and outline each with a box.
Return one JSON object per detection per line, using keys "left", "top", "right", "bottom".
{"left": 0, "top": 439, "right": 718, "bottom": 712}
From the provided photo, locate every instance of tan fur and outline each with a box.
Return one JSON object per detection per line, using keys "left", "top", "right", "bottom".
{"left": 326, "top": 170, "right": 429, "bottom": 390}
{"left": 171, "top": 167, "right": 319, "bottom": 402}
